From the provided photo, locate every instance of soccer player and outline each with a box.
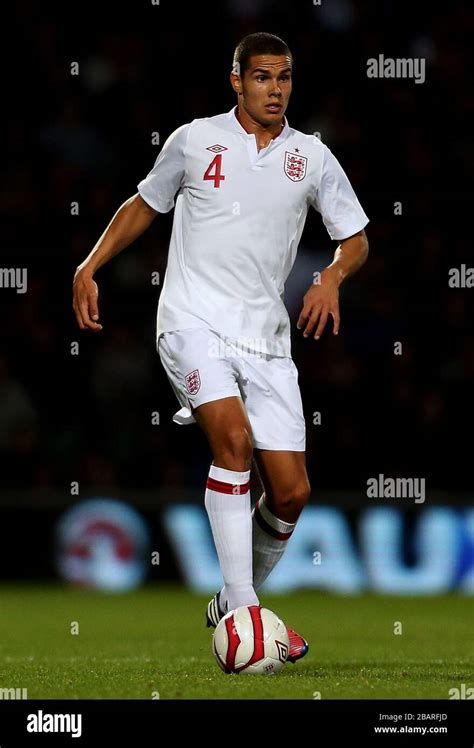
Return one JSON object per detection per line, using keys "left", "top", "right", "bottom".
{"left": 73, "top": 32, "right": 369, "bottom": 663}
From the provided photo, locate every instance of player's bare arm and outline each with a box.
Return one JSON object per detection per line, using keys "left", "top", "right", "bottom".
{"left": 72, "top": 193, "right": 158, "bottom": 331}
{"left": 297, "top": 228, "right": 369, "bottom": 340}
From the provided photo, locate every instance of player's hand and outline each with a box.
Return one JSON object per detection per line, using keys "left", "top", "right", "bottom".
{"left": 72, "top": 268, "right": 103, "bottom": 332}
{"left": 297, "top": 267, "right": 341, "bottom": 340}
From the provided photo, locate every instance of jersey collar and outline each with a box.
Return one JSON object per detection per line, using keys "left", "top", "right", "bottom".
{"left": 226, "top": 105, "right": 290, "bottom": 143}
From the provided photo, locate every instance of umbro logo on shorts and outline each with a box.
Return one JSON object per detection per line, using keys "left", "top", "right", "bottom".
{"left": 185, "top": 369, "right": 201, "bottom": 394}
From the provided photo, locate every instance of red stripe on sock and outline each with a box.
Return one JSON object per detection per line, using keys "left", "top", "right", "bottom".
{"left": 206, "top": 477, "right": 250, "bottom": 495}
{"left": 254, "top": 501, "right": 294, "bottom": 540}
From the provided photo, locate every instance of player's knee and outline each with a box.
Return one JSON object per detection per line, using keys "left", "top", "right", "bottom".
{"left": 271, "top": 480, "right": 311, "bottom": 519}
{"left": 214, "top": 427, "right": 253, "bottom": 471}
{"left": 292, "top": 480, "right": 311, "bottom": 511}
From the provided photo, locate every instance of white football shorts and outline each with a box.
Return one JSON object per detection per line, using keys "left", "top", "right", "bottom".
{"left": 157, "top": 327, "right": 306, "bottom": 451}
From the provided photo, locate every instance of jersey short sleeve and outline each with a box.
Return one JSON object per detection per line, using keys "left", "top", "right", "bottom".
{"left": 137, "top": 123, "right": 190, "bottom": 213}
{"left": 310, "top": 143, "right": 369, "bottom": 241}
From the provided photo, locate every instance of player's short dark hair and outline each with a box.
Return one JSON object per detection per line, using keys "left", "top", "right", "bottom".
{"left": 232, "top": 32, "right": 293, "bottom": 77}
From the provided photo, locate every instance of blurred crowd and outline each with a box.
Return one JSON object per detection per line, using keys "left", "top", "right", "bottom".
{"left": 1, "top": 0, "right": 472, "bottom": 495}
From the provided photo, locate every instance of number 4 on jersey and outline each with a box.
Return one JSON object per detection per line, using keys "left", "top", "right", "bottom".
{"left": 203, "top": 154, "right": 226, "bottom": 188}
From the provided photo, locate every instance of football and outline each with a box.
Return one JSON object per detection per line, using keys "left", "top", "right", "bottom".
{"left": 212, "top": 605, "right": 290, "bottom": 674}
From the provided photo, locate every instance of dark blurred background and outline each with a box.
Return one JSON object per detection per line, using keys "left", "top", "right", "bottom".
{"left": 1, "top": 0, "right": 473, "bottom": 582}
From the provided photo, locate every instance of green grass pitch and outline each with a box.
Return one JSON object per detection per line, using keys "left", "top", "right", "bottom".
{"left": 0, "top": 583, "right": 472, "bottom": 699}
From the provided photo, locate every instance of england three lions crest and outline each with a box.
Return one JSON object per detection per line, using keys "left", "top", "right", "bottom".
{"left": 284, "top": 151, "right": 307, "bottom": 182}
{"left": 185, "top": 369, "right": 201, "bottom": 395}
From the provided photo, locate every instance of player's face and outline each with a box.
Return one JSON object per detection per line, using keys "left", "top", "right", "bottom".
{"left": 236, "top": 54, "right": 292, "bottom": 126}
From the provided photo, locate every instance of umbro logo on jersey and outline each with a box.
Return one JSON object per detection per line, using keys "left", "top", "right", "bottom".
{"left": 206, "top": 144, "right": 228, "bottom": 153}
{"left": 284, "top": 151, "right": 307, "bottom": 182}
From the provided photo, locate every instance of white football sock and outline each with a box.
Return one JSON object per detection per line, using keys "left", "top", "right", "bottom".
{"left": 219, "top": 492, "right": 296, "bottom": 612}
{"left": 205, "top": 463, "right": 259, "bottom": 612}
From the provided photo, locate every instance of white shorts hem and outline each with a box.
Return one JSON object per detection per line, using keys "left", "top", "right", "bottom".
{"left": 193, "top": 388, "right": 241, "bottom": 409}
{"left": 172, "top": 388, "right": 241, "bottom": 425}
{"left": 252, "top": 440, "right": 306, "bottom": 452}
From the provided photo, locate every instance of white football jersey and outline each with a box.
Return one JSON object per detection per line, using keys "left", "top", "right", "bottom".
{"left": 138, "top": 106, "right": 369, "bottom": 356}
